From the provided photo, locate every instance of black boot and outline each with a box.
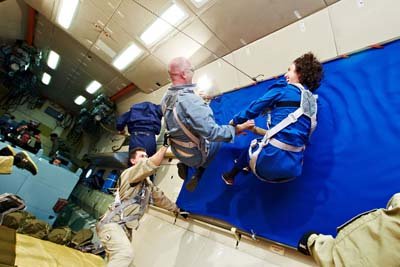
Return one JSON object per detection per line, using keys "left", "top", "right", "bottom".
{"left": 177, "top": 162, "right": 188, "bottom": 180}
{"left": 0, "top": 145, "right": 15, "bottom": 156}
{"left": 14, "top": 151, "right": 38, "bottom": 175}
{"left": 221, "top": 167, "right": 241, "bottom": 185}
{"left": 185, "top": 167, "right": 205, "bottom": 192}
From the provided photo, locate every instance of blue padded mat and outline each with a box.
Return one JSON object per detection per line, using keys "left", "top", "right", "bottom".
{"left": 176, "top": 40, "right": 400, "bottom": 247}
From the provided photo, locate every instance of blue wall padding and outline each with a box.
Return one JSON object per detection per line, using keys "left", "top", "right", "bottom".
{"left": 176, "top": 40, "right": 400, "bottom": 247}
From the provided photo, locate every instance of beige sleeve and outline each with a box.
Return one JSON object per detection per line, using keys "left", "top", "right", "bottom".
{"left": 151, "top": 185, "right": 179, "bottom": 212}
{"left": 307, "top": 233, "right": 336, "bottom": 267}
{"left": 121, "top": 158, "right": 158, "bottom": 185}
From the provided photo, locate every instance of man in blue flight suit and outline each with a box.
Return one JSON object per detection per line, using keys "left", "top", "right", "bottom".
{"left": 162, "top": 57, "right": 254, "bottom": 192}
{"left": 116, "top": 102, "right": 162, "bottom": 157}
{"left": 222, "top": 52, "right": 323, "bottom": 184}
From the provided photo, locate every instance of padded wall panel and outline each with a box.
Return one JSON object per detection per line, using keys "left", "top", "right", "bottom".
{"left": 193, "top": 54, "right": 253, "bottom": 95}
{"left": 154, "top": 159, "right": 184, "bottom": 202}
{"left": 228, "top": 9, "right": 337, "bottom": 83}
{"left": 0, "top": 143, "right": 80, "bottom": 225}
{"left": 330, "top": 0, "right": 400, "bottom": 54}
{"left": 132, "top": 212, "right": 313, "bottom": 267}
{"left": 176, "top": 40, "right": 400, "bottom": 247}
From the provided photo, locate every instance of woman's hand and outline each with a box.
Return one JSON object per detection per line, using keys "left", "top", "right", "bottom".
{"left": 235, "top": 119, "right": 255, "bottom": 135}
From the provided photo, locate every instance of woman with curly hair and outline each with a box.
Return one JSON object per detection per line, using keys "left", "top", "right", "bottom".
{"left": 222, "top": 52, "right": 323, "bottom": 184}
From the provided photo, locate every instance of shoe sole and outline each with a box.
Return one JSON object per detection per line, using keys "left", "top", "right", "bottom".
{"left": 185, "top": 177, "right": 198, "bottom": 192}
{"left": 2, "top": 145, "right": 16, "bottom": 156}
{"left": 21, "top": 151, "right": 38, "bottom": 175}
{"left": 221, "top": 175, "right": 234, "bottom": 185}
{"left": 177, "top": 163, "right": 187, "bottom": 180}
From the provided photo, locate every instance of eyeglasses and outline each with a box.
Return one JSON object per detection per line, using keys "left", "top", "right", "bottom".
{"left": 168, "top": 68, "right": 195, "bottom": 75}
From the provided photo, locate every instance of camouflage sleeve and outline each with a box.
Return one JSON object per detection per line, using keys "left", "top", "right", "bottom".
{"left": 122, "top": 158, "right": 158, "bottom": 185}
{"left": 307, "top": 233, "right": 335, "bottom": 267}
{"left": 151, "top": 185, "right": 179, "bottom": 212}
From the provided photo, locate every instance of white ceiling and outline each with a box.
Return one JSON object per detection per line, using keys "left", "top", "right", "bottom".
{"left": 1, "top": 0, "right": 339, "bottom": 113}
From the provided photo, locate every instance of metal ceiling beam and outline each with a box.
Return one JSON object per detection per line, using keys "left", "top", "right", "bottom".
{"left": 26, "top": 6, "right": 36, "bottom": 45}
{"left": 110, "top": 83, "right": 137, "bottom": 102}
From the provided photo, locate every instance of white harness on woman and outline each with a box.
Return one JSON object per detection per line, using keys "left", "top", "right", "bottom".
{"left": 248, "top": 83, "right": 318, "bottom": 181}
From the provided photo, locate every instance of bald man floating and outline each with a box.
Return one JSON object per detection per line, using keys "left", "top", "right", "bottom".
{"left": 161, "top": 57, "right": 254, "bottom": 192}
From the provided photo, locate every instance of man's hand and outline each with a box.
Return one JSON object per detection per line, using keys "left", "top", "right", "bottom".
{"left": 17, "top": 125, "right": 27, "bottom": 132}
{"left": 235, "top": 120, "right": 255, "bottom": 135}
{"left": 34, "top": 134, "right": 40, "bottom": 141}
{"left": 163, "top": 133, "right": 170, "bottom": 147}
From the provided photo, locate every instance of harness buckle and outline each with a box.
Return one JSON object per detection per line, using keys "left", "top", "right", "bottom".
{"left": 250, "top": 139, "right": 258, "bottom": 148}
{"left": 262, "top": 142, "right": 268, "bottom": 147}
{"left": 288, "top": 113, "right": 298, "bottom": 123}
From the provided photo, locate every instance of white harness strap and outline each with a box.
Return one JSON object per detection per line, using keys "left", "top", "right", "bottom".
{"left": 261, "top": 108, "right": 305, "bottom": 143}
{"left": 269, "top": 138, "right": 304, "bottom": 152}
{"left": 309, "top": 109, "right": 317, "bottom": 137}
{"left": 248, "top": 84, "right": 317, "bottom": 181}
{"left": 163, "top": 93, "right": 208, "bottom": 165}
{"left": 172, "top": 107, "right": 208, "bottom": 164}
{"left": 172, "top": 107, "right": 200, "bottom": 147}
{"left": 99, "top": 181, "right": 150, "bottom": 228}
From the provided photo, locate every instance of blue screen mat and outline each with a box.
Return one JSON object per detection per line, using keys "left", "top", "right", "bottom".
{"left": 176, "top": 40, "right": 400, "bottom": 247}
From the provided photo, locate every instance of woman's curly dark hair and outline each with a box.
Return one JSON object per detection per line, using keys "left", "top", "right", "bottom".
{"left": 294, "top": 52, "right": 323, "bottom": 92}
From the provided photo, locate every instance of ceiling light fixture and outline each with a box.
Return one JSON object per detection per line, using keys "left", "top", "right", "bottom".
{"left": 112, "top": 43, "right": 143, "bottom": 70}
{"left": 140, "top": 4, "right": 188, "bottom": 46}
{"left": 42, "top": 72, "right": 51, "bottom": 85}
{"left": 191, "top": 0, "right": 209, "bottom": 8}
{"left": 47, "top": 50, "right": 60, "bottom": 70}
{"left": 74, "top": 95, "right": 86, "bottom": 105}
{"left": 57, "top": 0, "right": 79, "bottom": 29}
{"left": 86, "top": 80, "right": 102, "bottom": 94}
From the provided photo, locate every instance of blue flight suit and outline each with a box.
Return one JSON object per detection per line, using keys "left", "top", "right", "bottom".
{"left": 116, "top": 102, "right": 162, "bottom": 156}
{"left": 232, "top": 81, "right": 313, "bottom": 181}
{"left": 0, "top": 115, "right": 18, "bottom": 135}
{"left": 162, "top": 84, "right": 236, "bottom": 168}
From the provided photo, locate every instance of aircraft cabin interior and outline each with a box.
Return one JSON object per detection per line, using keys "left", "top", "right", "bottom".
{"left": 0, "top": 0, "right": 399, "bottom": 266}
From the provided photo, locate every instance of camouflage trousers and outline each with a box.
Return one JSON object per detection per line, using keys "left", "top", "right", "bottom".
{"left": 98, "top": 223, "right": 135, "bottom": 267}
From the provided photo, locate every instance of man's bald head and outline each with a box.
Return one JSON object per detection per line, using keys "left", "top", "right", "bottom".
{"left": 168, "top": 57, "right": 194, "bottom": 85}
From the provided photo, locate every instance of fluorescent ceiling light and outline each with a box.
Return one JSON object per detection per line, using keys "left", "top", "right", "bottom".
{"left": 57, "top": 0, "right": 79, "bottom": 29}
{"left": 47, "top": 50, "right": 60, "bottom": 70}
{"left": 74, "top": 95, "right": 86, "bottom": 105}
{"left": 86, "top": 80, "right": 102, "bottom": 94}
{"left": 85, "top": 168, "right": 93, "bottom": 179}
{"left": 191, "top": 0, "right": 209, "bottom": 8}
{"left": 112, "top": 43, "right": 143, "bottom": 70}
{"left": 140, "top": 4, "right": 188, "bottom": 46}
{"left": 42, "top": 72, "right": 51, "bottom": 85}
